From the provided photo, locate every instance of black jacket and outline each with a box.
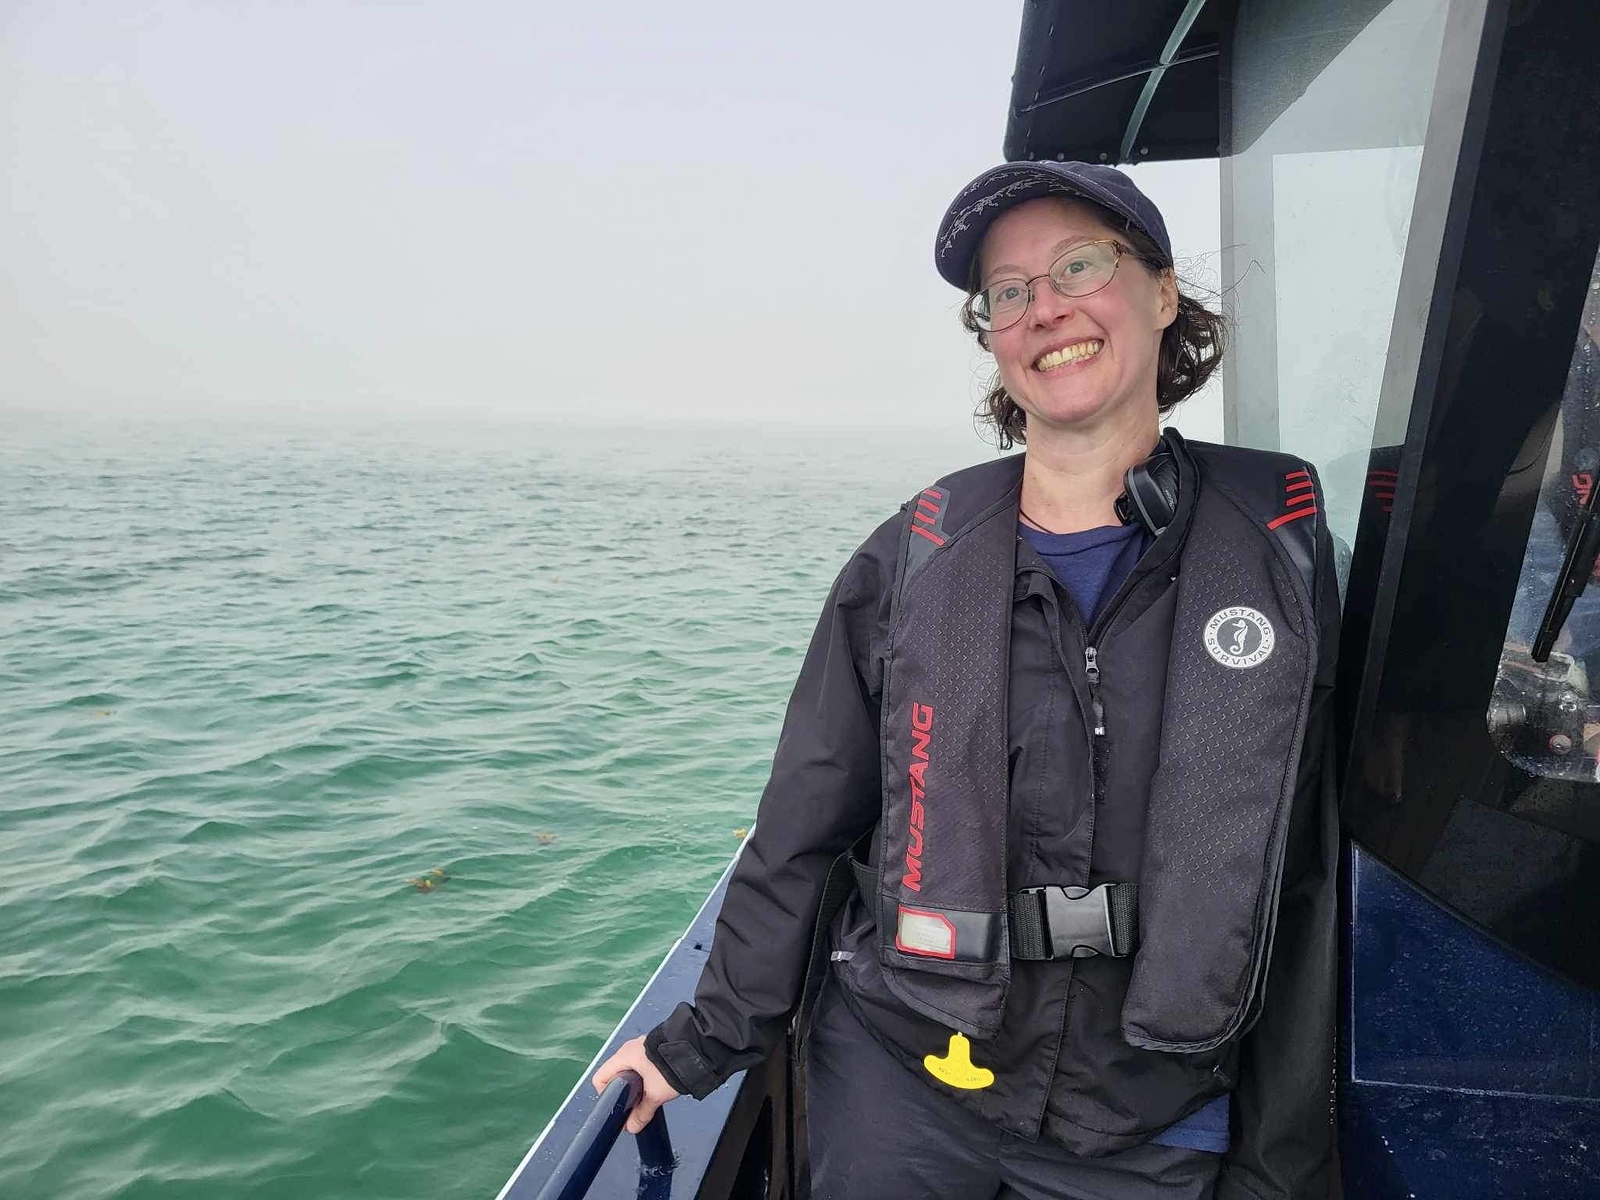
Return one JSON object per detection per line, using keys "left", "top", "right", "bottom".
{"left": 646, "top": 442, "right": 1341, "bottom": 1199}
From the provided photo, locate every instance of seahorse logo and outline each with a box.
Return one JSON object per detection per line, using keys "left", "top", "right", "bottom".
{"left": 1203, "top": 607, "right": 1275, "bottom": 669}
{"left": 1227, "top": 619, "right": 1250, "bottom": 656}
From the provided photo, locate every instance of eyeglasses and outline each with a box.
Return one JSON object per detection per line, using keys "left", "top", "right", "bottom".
{"left": 964, "top": 239, "right": 1128, "bottom": 333}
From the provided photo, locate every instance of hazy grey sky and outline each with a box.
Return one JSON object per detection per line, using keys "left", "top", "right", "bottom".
{"left": 2, "top": 2, "right": 1219, "bottom": 436}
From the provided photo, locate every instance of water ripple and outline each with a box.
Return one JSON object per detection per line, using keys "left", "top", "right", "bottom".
{"left": 0, "top": 413, "right": 989, "bottom": 1199}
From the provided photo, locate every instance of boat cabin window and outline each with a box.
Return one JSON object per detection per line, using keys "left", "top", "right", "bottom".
{"left": 1220, "top": 0, "right": 1452, "bottom": 593}
{"left": 1491, "top": 251, "right": 1600, "bottom": 788}
{"left": 1332, "top": 0, "right": 1600, "bottom": 989}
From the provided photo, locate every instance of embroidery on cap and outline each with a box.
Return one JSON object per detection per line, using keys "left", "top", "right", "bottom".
{"left": 1203, "top": 606, "right": 1275, "bottom": 669}
{"left": 940, "top": 175, "right": 1049, "bottom": 255}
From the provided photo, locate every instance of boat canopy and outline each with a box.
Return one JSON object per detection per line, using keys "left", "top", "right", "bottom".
{"left": 1003, "top": 0, "right": 1395, "bottom": 165}
{"left": 1003, "top": 0, "right": 1224, "bottom": 164}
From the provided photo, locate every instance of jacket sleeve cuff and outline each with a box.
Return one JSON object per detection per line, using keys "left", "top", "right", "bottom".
{"left": 643, "top": 1024, "right": 722, "bottom": 1100}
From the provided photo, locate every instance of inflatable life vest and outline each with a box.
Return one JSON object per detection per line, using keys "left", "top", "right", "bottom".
{"left": 868, "top": 430, "right": 1324, "bottom": 1053}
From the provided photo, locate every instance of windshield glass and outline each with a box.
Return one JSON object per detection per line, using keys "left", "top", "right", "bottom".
{"left": 1492, "top": 249, "right": 1600, "bottom": 782}
{"left": 1222, "top": 0, "right": 1451, "bottom": 595}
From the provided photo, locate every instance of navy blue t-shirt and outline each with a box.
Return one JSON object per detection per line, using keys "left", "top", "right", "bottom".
{"left": 1018, "top": 518, "right": 1231, "bottom": 1154}
{"left": 1018, "top": 520, "right": 1148, "bottom": 625}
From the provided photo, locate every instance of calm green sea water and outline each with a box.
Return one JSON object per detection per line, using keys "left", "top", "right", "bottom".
{"left": 0, "top": 413, "right": 988, "bottom": 1200}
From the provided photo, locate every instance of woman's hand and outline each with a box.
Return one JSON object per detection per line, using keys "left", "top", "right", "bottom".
{"left": 591, "top": 1035, "right": 681, "bottom": 1134}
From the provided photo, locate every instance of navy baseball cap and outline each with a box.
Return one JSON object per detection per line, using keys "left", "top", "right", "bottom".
{"left": 934, "top": 161, "right": 1173, "bottom": 290}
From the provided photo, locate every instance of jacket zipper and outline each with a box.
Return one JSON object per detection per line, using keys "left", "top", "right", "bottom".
{"left": 1078, "top": 532, "right": 1181, "bottom": 743}
{"left": 1021, "top": 545, "right": 1175, "bottom": 817}
{"left": 1083, "top": 645, "right": 1105, "bottom": 737}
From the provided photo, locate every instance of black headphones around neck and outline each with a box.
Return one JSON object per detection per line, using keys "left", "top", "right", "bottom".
{"left": 1114, "top": 442, "right": 1180, "bottom": 537}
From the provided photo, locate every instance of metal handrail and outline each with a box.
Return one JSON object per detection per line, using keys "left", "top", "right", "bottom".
{"left": 533, "top": 1070, "right": 676, "bottom": 1200}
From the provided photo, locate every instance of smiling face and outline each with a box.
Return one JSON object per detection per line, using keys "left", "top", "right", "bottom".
{"left": 978, "top": 196, "right": 1177, "bottom": 440}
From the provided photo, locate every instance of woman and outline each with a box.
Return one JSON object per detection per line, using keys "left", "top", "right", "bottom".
{"left": 595, "top": 161, "right": 1340, "bottom": 1200}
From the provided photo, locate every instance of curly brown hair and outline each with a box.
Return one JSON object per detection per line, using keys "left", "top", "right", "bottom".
{"left": 960, "top": 216, "right": 1227, "bottom": 450}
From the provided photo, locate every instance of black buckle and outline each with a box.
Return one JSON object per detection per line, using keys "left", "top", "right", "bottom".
{"left": 1019, "top": 884, "right": 1119, "bottom": 959}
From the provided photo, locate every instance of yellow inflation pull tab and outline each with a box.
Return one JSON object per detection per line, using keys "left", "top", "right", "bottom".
{"left": 923, "top": 1032, "right": 995, "bottom": 1090}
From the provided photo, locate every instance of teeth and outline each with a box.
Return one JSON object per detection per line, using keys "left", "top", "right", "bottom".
{"left": 1034, "top": 340, "right": 1103, "bottom": 371}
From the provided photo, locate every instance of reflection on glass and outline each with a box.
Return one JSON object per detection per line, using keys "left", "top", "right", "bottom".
{"left": 1492, "top": 252, "right": 1600, "bottom": 782}
{"left": 1222, "top": 0, "right": 1450, "bottom": 587}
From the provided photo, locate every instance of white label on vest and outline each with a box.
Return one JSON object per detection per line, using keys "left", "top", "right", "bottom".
{"left": 1203, "top": 607, "right": 1275, "bottom": 669}
{"left": 895, "top": 906, "right": 956, "bottom": 959}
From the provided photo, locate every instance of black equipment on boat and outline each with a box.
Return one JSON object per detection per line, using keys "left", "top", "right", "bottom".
{"left": 1532, "top": 474, "right": 1600, "bottom": 662}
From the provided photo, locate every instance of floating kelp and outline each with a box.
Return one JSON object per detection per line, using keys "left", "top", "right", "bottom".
{"left": 407, "top": 867, "right": 450, "bottom": 892}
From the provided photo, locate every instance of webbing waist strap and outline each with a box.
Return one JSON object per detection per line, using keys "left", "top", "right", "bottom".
{"left": 850, "top": 847, "right": 1138, "bottom": 962}
{"left": 1007, "top": 882, "right": 1139, "bottom": 959}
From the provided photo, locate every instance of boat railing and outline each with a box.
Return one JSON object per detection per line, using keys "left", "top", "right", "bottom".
{"left": 531, "top": 1069, "right": 676, "bottom": 1200}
